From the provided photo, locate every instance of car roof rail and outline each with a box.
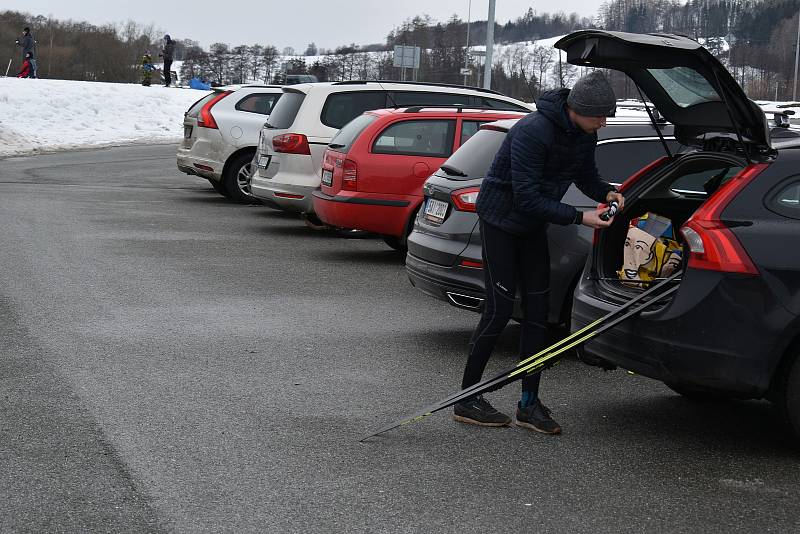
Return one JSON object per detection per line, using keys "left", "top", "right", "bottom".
{"left": 401, "top": 105, "right": 526, "bottom": 113}
{"left": 331, "top": 79, "right": 505, "bottom": 96}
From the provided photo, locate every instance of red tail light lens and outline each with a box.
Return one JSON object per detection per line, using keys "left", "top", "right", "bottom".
{"left": 197, "top": 90, "right": 232, "bottom": 129}
{"left": 272, "top": 133, "right": 311, "bottom": 155}
{"left": 451, "top": 187, "right": 480, "bottom": 212}
{"left": 342, "top": 159, "right": 358, "bottom": 191}
{"left": 679, "top": 163, "right": 767, "bottom": 275}
{"left": 459, "top": 259, "right": 483, "bottom": 268}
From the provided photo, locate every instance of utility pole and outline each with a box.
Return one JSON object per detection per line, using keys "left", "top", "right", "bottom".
{"left": 483, "top": 0, "right": 495, "bottom": 90}
{"left": 794, "top": 12, "right": 800, "bottom": 101}
{"left": 463, "top": 0, "right": 472, "bottom": 86}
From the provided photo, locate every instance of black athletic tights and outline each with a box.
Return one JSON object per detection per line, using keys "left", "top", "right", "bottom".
{"left": 461, "top": 221, "right": 550, "bottom": 398}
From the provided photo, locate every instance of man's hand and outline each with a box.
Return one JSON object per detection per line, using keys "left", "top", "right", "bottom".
{"left": 581, "top": 207, "right": 613, "bottom": 229}
{"left": 606, "top": 190, "right": 625, "bottom": 210}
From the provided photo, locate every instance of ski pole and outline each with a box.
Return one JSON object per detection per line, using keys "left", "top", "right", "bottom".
{"left": 360, "top": 271, "right": 681, "bottom": 441}
{"left": 5, "top": 59, "right": 11, "bottom": 77}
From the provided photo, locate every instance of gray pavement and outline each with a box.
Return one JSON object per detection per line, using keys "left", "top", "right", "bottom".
{"left": 0, "top": 145, "right": 798, "bottom": 533}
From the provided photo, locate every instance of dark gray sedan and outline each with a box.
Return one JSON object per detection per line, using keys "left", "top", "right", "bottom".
{"left": 405, "top": 117, "right": 679, "bottom": 326}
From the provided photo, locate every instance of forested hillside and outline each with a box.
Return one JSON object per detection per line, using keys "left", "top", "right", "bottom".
{"left": 2, "top": 1, "right": 800, "bottom": 101}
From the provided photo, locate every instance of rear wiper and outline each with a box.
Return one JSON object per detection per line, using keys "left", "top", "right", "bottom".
{"left": 440, "top": 164, "right": 467, "bottom": 177}
{"left": 328, "top": 143, "right": 345, "bottom": 149}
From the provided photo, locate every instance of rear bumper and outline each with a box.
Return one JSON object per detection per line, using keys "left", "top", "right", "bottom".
{"left": 176, "top": 153, "right": 223, "bottom": 181}
{"left": 571, "top": 269, "right": 789, "bottom": 397}
{"left": 312, "top": 190, "right": 415, "bottom": 236}
{"left": 250, "top": 177, "right": 315, "bottom": 213}
{"left": 177, "top": 133, "right": 226, "bottom": 181}
{"left": 406, "top": 252, "right": 485, "bottom": 312}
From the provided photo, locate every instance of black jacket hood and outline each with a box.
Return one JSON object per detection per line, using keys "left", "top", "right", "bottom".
{"left": 535, "top": 89, "right": 578, "bottom": 134}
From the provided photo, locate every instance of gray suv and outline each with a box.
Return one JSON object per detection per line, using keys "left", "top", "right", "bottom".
{"left": 406, "top": 118, "right": 680, "bottom": 326}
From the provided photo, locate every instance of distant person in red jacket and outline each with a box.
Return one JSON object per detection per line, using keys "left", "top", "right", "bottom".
{"left": 17, "top": 52, "right": 32, "bottom": 78}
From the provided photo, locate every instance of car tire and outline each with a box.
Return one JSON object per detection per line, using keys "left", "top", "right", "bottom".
{"left": 222, "top": 151, "right": 258, "bottom": 204}
{"left": 774, "top": 351, "right": 800, "bottom": 439}
{"left": 665, "top": 382, "right": 732, "bottom": 401}
{"left": 208, "top": 178, "right": 230, "bottom": 198}
{"left": 382, "top": 235, "right": 404, "bottom": 251}
{"left": 382, "top": 205, "right": 421, "bottom": 251}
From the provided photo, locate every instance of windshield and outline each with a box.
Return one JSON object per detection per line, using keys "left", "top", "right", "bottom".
{"left": 648, "top": 67, "right": 721, "bottom": 108}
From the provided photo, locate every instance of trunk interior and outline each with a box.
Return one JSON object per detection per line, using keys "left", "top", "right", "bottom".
{"left": 595, "top": 152, "right": 746, "bottom": 302}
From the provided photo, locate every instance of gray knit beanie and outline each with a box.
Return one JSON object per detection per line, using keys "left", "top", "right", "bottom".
{"left": 567, "top": 71, "right": 616, "bottom": 117}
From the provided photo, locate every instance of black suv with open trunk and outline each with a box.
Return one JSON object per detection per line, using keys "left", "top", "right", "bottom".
{"left": 556, "top": 31, "right": 800, "bottom": 437}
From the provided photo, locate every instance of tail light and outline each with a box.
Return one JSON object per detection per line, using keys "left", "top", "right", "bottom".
{"left": 451, "top": 187, "right": 480, "bottom": 212}
{"left": 197, "top": 90, "right": 232, "bottom": 129}
{"left": 679, "top": 163, "right": 767, "bottom": 275}
{"left": 272, "top": 133, "right": 311, "bottom": 155}
{"left": 459, "top": 259, "right": 483, "bottom": 268}
{"left": 342, "top": 159, "right": 358, "bottom": 190}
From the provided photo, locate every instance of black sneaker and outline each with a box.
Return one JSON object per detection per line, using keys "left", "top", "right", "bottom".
{"left": 453, "top": 395, "right": 511, "bottom": 427}
{"left": 515, "top": 400, "right": 562, "bottom": 435}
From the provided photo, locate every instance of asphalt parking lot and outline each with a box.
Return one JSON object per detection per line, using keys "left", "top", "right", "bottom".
{"left": 1, "top": 144, "right": 799, "bottom": 533}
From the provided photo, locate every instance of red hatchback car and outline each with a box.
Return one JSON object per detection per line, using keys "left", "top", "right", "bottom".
{"left": 312, "top": 107, "right": 528, "bottom": 249}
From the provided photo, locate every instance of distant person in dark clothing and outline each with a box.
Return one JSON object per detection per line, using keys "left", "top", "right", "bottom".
{"left": 160, "top": 34, "right": 175, "bottom": 86}
{"left": 15, "top": 27, "right": 37, "bottom": 78}
{"left": 16, "top": 52, "right": 32, "bottom": 78}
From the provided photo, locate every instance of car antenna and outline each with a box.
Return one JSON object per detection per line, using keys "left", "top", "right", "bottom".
{"left": 710, "top": 69, "right": 753, "bottom": 165}
{"left": 635, "top": 84, "right": 672, "bottom": 159}
{"left": 376, "top": 80, "right": 400, "bottom": 108}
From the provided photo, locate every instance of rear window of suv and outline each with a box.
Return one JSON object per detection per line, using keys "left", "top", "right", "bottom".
{"left": 437, "top": 128, "right": 506, "bottom": 180}
{"left": 235, "top": 93, "right": 280, "bottom": 115}
{"left": 321, "top": 91, "right": 388, "bottom": 129}
{"left": 186, "top": 92, "right": 219, "bottom": 118}
{"left": 266, "top": 91, "right": 306, "bottom": 129}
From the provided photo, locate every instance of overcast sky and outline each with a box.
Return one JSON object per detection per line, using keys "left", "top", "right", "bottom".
{"left": 5, "top": 1, "right": 603, "bottom": 51}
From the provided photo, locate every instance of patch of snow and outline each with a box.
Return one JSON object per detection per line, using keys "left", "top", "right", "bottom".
{"left": 0, "top": 77, "right": 210, "bottom": 158}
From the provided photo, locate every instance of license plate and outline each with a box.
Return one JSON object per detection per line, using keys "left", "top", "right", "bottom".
{"left": 424, "top": 198, "right": 449, "bottom": 224}
{"left": 258, "top": 155, "right": 271, "bottom": 169}
{"left": 321, "top": 169, "right": 333, "bottom": 187}
{"left": 183, "top": 125, "right": 193, "bottom": 139}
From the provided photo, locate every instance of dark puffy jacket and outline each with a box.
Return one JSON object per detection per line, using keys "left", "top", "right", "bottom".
{"left": 476, "top": 89, "right": 614, "bottom": 236}
{"left": 18, "top": 33, "right": 34, "bottom": 58}
{"left": 162, "top": 39, "right": 175, "bottom": 61}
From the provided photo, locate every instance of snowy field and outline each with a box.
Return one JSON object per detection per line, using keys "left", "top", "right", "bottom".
{"left": 1, "top": 75, "right": 798, "bottom": 159}
{"left": 0, "top": 77, "right": 210, "bottom": 158}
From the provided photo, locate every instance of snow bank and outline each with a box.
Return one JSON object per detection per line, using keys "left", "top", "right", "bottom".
{"left": 0, "top": 77, "right": 210, "bottom": 158}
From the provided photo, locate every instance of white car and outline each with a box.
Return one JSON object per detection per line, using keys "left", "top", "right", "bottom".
{"left": 250, "top": 81, "right": 533, "bottom": 222}
{"left": 177, "top": 85, "right": 283, "bottom": 202}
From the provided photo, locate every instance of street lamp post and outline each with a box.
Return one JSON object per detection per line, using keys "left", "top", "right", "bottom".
{"left": 794, "top": 12, "right": 800, "bottom": 101}
{"left": 483, "top": 0, "right": 495, "bottom": 90}
{"left": 463, "top": 0, "right": 472, "bottom": 86}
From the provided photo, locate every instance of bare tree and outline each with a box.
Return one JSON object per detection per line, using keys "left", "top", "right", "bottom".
{"left": 531, "top": 45, "right": 555, "bottom": 94}
{"left": 262, "top": 45, "right": 279, "bottom": 83}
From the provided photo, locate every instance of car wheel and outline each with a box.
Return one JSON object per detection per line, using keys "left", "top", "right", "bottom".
{"left": 774, "top": 351, "right": 800, "bottom": 439}
{"left": 382, "top": 235, "right": 404, "bottom": 250}
{"left": 382, "top": 206, "right": 420, "bottom": 251}
{"left": 665, "top": 382, "right": 732, "bottom": 401}
{"left": 222, "top": 152, "right": 258, "bottom": 204}
{"left": 208, "top": 178, "right": 230, "bottom": 198}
